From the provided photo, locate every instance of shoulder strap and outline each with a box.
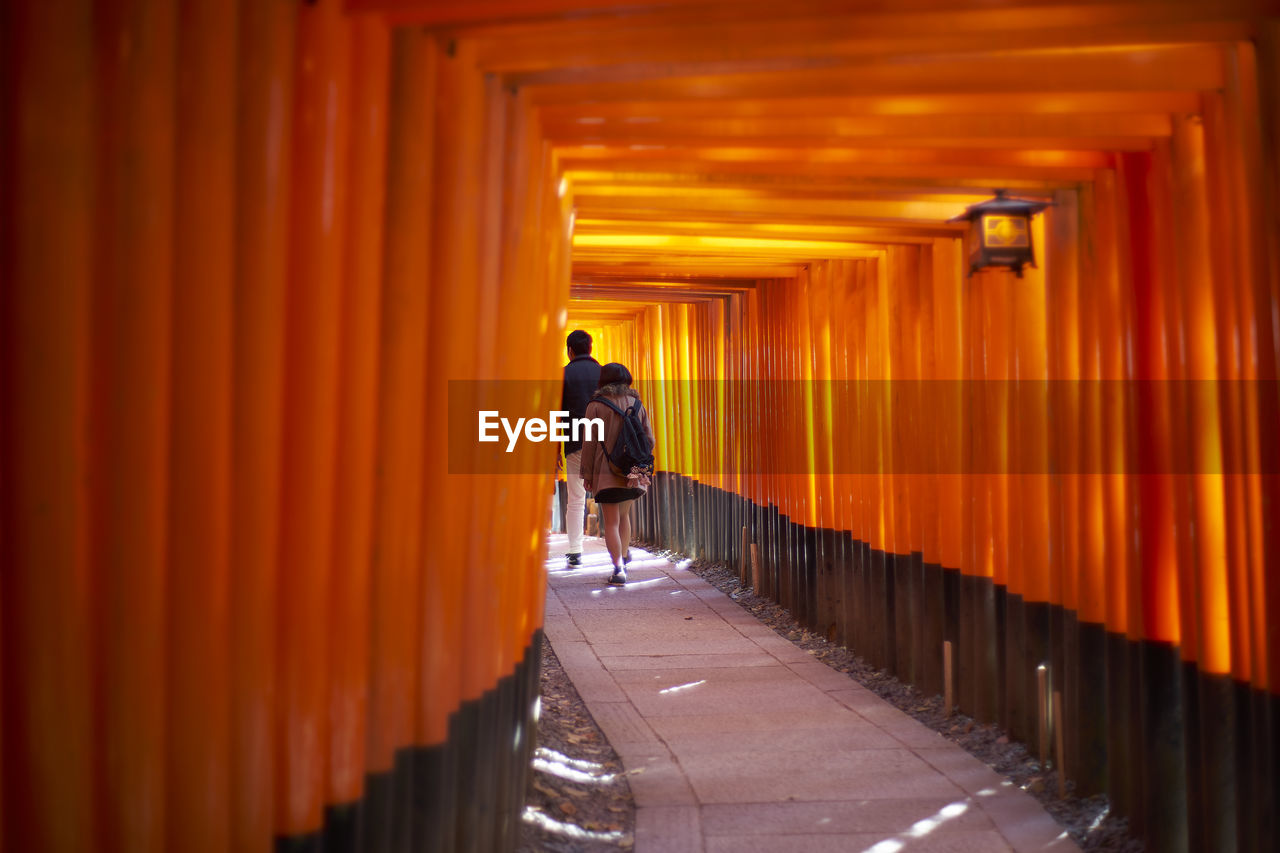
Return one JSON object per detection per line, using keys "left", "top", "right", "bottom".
{"left": 592, "top": 396, "right": 627, "bottom": 417}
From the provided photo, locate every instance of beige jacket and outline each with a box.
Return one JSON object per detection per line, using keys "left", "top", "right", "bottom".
{"left": 579, "top": 385, "right": 656, "bottom": 493}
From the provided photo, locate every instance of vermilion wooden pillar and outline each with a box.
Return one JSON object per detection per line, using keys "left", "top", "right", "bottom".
{"left": 2, "top": 2, "right": 100, "bottom": 849}
{"left": 327, "top": 14, "right": 390, "bottom": 839}
{"left": 365, "top": 25, "right": 434, "bottom": 853}
{"left": 425, "top": 36, "right": 492, "bottom": 853}
{"left": 231, "top": 2, "right": 295, "bottom": 849}
{"left": 168, "top": 0, "right": 236, "bottom": 848}
{"left": 90, "top": 0, "right": 177, "bottom": 849}
{"left": 275, "top": 0, "right": 352, "bottom": 838}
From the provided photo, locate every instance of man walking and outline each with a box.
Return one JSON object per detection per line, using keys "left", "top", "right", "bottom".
{"left": 561, "top": 330, "right": 601, "bottom": 566}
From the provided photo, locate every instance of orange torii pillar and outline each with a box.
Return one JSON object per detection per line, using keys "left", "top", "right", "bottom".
{"left": 1, "top": 4, "right": 559, "bottom": 851}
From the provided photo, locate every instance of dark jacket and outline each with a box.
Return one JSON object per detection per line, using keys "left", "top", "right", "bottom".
{"left": 561, "top": 354, "right": 601, "bottom": 454}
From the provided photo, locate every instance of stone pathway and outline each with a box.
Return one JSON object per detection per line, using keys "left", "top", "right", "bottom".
{"left": 544, "top": 535, "right": 1080, "bottom": 853}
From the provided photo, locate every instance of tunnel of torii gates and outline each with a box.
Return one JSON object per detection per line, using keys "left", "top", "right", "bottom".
{"left": 2, "top": 0, "right": 1280, "bottom": 851}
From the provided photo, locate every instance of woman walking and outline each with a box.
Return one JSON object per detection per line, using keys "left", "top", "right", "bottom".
{"left": 580, "top": 363, "right": 656, "bottom": 585}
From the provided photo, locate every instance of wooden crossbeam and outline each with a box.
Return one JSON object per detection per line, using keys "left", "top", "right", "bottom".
{"left": 521, "top": 44, "right": 1225, "bottom": 102}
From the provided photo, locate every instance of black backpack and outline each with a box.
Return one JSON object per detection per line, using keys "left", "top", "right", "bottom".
{"left": 593, "top": 396, "right": 655, "bottom": 476}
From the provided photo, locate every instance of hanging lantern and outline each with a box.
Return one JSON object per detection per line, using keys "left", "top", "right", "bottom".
{"left": 949, "top": 189, "right": 1050, "bottom": 278}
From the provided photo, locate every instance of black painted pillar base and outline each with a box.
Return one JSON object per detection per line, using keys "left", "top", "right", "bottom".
{"left": 920, "top": 559, "right": 945, "bottom": 697}
{"left": 942, "top": 567, "right": 960, "bottom": 694}
{"left": 802, "top": 526, "right": 818, "bottom": 630}
{"left": 957, "top": 573, "right": 975, "bottom": 715}
{"left": 891, "top": 552, "right": 914, "bottom": 682}
{"left": 1021, "top": 599, "right": 1051, "bottom": 752}
{"left": 1106, "top": 631, "right": 1138, "bottom": 830}
{"left": 851, "top": 538, "right": 868, "bottom": 659}
{"left": 838, "top": 532, "right": 855, "bottom": 649}
{"left": 970, "top": 576, "right": 997, "bottom": 722}
{"left": 1139, "top": 639, "right": 1188, "bottom": 853}
{"left": 816, "top": 528, "right": 840, "bottom": 641}
{"left": 1189, "top": 671, "right": 1237, "bottom": 853}
{"left": 1070, "top": 619, "right": 1108, "bottom": 794}
{"left": 995, "top": 585, "right": 1011, "bottom": 733}
{"left": 865, "top": 547, "right": 886, "bottom": 671}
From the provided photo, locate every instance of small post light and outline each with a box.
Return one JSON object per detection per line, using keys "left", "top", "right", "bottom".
{"left": 949, "top": 189, "right": 1050, "bottom": 278}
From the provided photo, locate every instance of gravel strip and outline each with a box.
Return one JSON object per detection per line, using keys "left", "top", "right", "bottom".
{"left": 519, "top": 636, "right": 636, "bottom": 852}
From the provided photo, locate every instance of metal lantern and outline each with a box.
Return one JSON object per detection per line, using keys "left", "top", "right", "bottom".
{"left": 949, "top": 189, "right": 1050, "bottom": 278}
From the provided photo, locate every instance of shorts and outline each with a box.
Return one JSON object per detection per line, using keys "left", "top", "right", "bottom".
{"left": 594, "top": 487, "right": 644, "bottom": 504}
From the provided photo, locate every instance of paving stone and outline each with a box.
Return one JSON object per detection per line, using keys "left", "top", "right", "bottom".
{"left": 709, "top": 610, "right": 760, "bottom": 627}
{"left": 733, "top": 623, "right": 782, "bottom": 639}
{"left": 635, "top": 805, "right": 704, "bottom": 853}
{"left": 620, "top": 677, "right": 845, "bottom": 718}
{"left": 588, "top": 637, "right": 765, "bottom": 657}
{"left": 751, "top": 635, "right": 815, "bottom": 663}
{"left": 598, "top": 651, "right": 777, "bottom": 671}
{"left": 551, "top": 641, "right": 627, "bottom": 702}
{"left": 978, "top": 788, "right": 1082, "bottom": 851}
{"left": 661, "top": 724, "right": 900, "bottom": 756}
{"left": 624, "top": 755, "right": 698, "bottom": 807}
{"left": 787, "top": 659, "right": 861, "bottom": 691}
{"left": 851, "top": 699, "right": 921, "bottom": 727}
{"left": 679, "top": 747, "right": 965, "bottom": 803}
{"left": 543, "top": 618, "right": 585, "bottom": 644}
{"left": 610, "top": 663, "right": 797, "bottom": 687}
{"left": 883, "top": 720, "right": 955, "bottom": 749}
{"left": 915, "top": 747, "right": 1010, "bottom": 797}
{"left": 706, "top": 830, "right": 1014, "bottom": 852}
{"left": 643, "top": 710, "right": 867, "bottom": 742}
{"left": 587, "top": 700, "right": 662, "bottom": 747}
{"left": 610, "top": 741, "right": 673, "bottom": 766}
{"left": 569, "top": 621, "right": 739, "bottom": 646}
{"left": 686, "top": 586, "right": 739, "bottom": 603}
{"left": 543, "top": 590, "right": 568, "bottom": 616}
{"left": 567, "top": 671, "right": 628, "bottom": 703}
{"left": 827, "top": 687, "right": 890, "bottom": 716}
{"left": 554, "top": 590, "right": 689, "bottom": 611}
{"left": 573, "top": 609, "right": 719, "bottom": 629}
{"left": 550, "top": 638, "right": 601, "bottom": 666}
{"left": 700, "top": 798, "right": 996, "bottom": 835}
